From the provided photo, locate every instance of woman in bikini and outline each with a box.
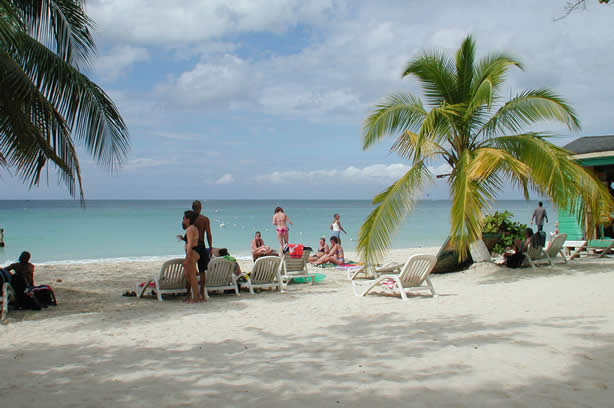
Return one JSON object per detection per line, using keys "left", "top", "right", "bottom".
{"left": 308, "top": 237, "right": 330, "bottom": 263}
{"left": 313, "top": 236, "right": 345, "bottom": 266}
{"left": 251, "top": 231, "right": 274, "bottom": 261}
{"left": 182, "top": 210, "right": 204, "bottom": 303}
{"left": 272, "top": 206, "right": 293, "bottom": 256}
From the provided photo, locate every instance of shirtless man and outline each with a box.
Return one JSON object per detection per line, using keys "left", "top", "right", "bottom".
{"left": 272, "top": 206, "right": 293, "bottom": 256}
{"left": 251, "top": 231, "right": 273, "bottom": 260}
{"left": 181, "top": 210, "right": 203, "bottom": 303}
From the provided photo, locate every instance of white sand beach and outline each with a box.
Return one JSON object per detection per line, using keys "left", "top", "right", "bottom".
{"left": 1, "top": 248, "right": 614, "bottom": 407}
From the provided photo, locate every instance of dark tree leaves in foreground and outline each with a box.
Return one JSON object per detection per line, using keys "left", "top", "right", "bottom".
{"left": 0, "top": 0, "right": 129, "bottom": 201}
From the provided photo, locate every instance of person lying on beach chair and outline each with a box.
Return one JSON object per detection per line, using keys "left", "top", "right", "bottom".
{"left": 502, "top": 228, "right": 533, "bottom": 268}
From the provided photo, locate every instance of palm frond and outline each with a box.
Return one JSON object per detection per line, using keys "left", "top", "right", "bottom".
{"left": 13, "top": 0, "right": 95, "bottom": 68}
{"left": 7, "top": 32, "right": 129, "bottom": 170}
{"left": 455, "top": 35, "right": 476, "bottom": 100}
{"left": 449, "top": 150, "right": 494, "bottom": 260}
{"left": 402, "top": 51, "right": 458, "bottom": 105}
{"left": 358, "top": 162, "right": 432, "bottom": 265}
{"left": 362, "top": 93, "right": 426, "bottom": 150}
{"left": 478, "top": 89, "right": 580, "bottom": 138}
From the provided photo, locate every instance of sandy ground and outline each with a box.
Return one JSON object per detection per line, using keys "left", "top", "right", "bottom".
{"left": 1, "top": 247, "right": 614, "bottom": 407}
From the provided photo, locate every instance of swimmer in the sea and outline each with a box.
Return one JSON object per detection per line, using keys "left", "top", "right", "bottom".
{"left": 272, "top": 206, "right": 293, "bottom": 256}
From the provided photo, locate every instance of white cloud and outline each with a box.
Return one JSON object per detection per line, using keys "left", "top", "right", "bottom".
{"left": 89, "top": 0, "right": 337, "bottom": 45}
{"left": 216, "top": 173, "right": 234, "bottom": 185}
{"left": 122, "top": 158, "right": 170, "bottom": 171}
{"left": 95, "top": 46, "right": 150, "bottom": 81}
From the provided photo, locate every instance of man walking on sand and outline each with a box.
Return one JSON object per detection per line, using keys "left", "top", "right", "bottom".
{"left": 531, "top": 201, "right": 548, "bottom": 232}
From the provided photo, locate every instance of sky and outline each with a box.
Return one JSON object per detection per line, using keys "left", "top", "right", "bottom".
{"left": 2, "top": 0, "right": 613, "bottom": 200}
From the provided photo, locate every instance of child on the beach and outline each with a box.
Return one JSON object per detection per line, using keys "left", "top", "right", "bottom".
{"left": 272, "top": 207, "right": 293, "bottom": 256}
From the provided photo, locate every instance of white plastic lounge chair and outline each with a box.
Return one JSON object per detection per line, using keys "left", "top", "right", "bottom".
{"left": 545, "top": 233, "right": 568, "bottom": 264}
{"left": 205, "top": 257, "right": 240, "bottom": 298}
{"left": 244, "top": 256, "right": 283, "bottom": 294}
{"left": 1, "top": 282, "right": 16, "bottom": 322}
{"left": 522, "top": 243, "right": 551, "bottom": 268}
{"left": 352, "top": 254, "right": 438, "bottom": 300}
{"left": 345, "top": 262, "right": 401, "bottom": 280}
{"left": 281, "top": 249, "right": 316, "bottom": 285}
{"left": 137, "top": 258, "right": 187, "bottom": 301}
{"left": 565, "top": 239, "right": 614, "bottom": 260}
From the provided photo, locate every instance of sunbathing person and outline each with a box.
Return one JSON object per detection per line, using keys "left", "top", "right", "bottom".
{"left": 308, "top": 237, "right": 330, "bottom": 263}
{"left": 502, "top": 228, "right": 533, "bottom": 268}
{"left": 312, "top": 236, "right": 345, "bottom": 266}
{"left": 251, "top": 231, "right": 274, "bottom": 261}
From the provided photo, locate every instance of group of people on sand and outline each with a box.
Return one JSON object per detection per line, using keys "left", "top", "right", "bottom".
{"left": 176, "top": 204, "right": 351, "bottom": 302}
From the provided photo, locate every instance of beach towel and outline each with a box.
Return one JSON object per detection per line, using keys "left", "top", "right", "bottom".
{"left": 286, "top": 244, "right": 304, "bottom": 258}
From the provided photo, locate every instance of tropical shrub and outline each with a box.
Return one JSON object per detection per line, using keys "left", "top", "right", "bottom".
{"left": 482, "top": 211, "right": 527, "bottom": 254}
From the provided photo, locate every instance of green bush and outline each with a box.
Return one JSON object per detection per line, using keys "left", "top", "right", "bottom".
{"left": 482, "top": 211, "right": 527, "bottom": 254}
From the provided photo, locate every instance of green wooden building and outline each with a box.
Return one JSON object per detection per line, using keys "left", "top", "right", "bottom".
{"left": 560, "top": 136, "right": 614, "bottom": 239}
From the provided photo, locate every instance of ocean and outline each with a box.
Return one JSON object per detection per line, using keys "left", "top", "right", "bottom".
{"left": 0, "top": 199, "right": 557, "bottom": 265}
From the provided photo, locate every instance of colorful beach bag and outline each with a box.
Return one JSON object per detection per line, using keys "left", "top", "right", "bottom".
{"left": 286, "top": 244, "right": 304, "bottom": 258}
{"left": 26, "top": 285, "right": 57, "bottom": 307}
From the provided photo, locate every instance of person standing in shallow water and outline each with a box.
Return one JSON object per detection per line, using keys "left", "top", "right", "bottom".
{"left": 272, "top": 207, "right": 292, "bottom": 256}
{"left": 531, "top": 201, "right": 548, "bottom": 232}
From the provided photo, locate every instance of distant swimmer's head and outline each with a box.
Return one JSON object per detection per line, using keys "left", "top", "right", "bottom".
{"left": 183, "top": 210, "right": 197, "bottom": 229}
{"left": 219, "top": 248, "right": 229, "bottom": 256}
{"left": 192, "top": 200, "right": 202, "bottom": 214}
{"left": 274, "top": 206, "right": 283, "bottom": 214}
{"left": 18, "top": 251, "right": 31, "bottom": 263}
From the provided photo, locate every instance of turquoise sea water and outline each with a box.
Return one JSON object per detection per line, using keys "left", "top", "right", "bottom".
{"left": 0, "top": 200, "right": 557, "bottom": 264}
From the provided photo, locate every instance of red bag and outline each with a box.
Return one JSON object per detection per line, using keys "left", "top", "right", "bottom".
{"left": 287, "top": 244, "right": 304, "bottom": 258}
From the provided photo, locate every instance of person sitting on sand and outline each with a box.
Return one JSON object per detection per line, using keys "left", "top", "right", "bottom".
{"left": 181, "top": 210, "right": 204, "bottom": 303}
{"left": 251, "top": 231, "right": 274, "bottom": 261}
{"left": 4, "top": 251, "right": 34, "bottom": 287}
{"left": 272, "top": 207, "right": 293, "bottom": 255}
{"left": 502, "top": 228, "right": 533, "bottom": 268}
{"left": 312, "top": 236, "right": 344, "bottom": 266}
{"left": 308, "top": 237, "right": 330, "bottom": 263}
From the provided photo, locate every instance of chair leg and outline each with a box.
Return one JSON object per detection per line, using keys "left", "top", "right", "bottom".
{"left": 155, "top": 280, "right": 163, "bottom": 302}
{"left": 426, "top": 277, "right": 438, "bottom": 298}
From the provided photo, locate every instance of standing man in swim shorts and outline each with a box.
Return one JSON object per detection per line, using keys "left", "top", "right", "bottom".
{"left": 531, "top": 201, "right": 548, "bottom": 232}
{"left": 272, "top": 206, "right": 292, "bottom": 256}
{"left": 192, "top": 200, "right": 212, "bottom": 299}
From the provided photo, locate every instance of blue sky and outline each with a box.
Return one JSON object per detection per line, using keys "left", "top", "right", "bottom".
{"left": 3, "top": 0, "right": 613, "bottom": 200}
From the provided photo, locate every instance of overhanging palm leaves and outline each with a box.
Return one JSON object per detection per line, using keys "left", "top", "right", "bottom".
{"left": 359, "top": 35, "right": 614, "bottom": 265}
{"left": 0, "top": 0, "right": 129, "bottom": 200}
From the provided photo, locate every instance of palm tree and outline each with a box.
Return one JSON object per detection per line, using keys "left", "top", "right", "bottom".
{"left": 0, "top": 0, "right": 129, "bottom": 201}
{"left": 359, "top": 35, "right": 613, "bottom": 265}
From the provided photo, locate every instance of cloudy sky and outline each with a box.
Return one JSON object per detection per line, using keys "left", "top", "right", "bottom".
{"left": 3, "top": 0, "right": 613, "bottom": 200}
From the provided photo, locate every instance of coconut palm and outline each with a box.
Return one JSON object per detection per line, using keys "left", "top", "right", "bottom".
{"left": 0, "top": 0, "right": 129, "bottom": 200}
{"left": 359, "top": 35, "right": 613, "bottom": 265}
